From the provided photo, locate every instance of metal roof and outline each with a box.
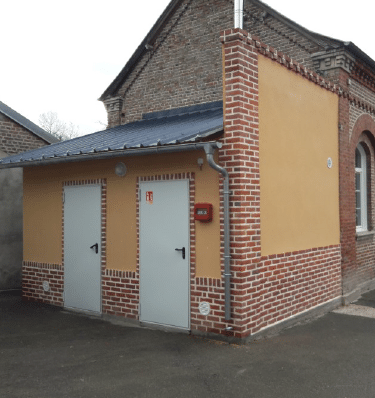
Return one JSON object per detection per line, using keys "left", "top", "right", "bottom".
{"left": 0, "top": 101, "right": 59, "bottom": 144}
{"left": 0, "top": 101, "right": 223, "bottom": 168}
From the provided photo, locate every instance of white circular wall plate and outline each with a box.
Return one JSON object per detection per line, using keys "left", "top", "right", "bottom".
{"left": 199, "top": 301, "right": 211, "bottom": 316}
{"left": 327, "top": 157, "right": 333, "bottom": 169}
{"left": 42, "top": 280, "right": 50, "bottom": 292}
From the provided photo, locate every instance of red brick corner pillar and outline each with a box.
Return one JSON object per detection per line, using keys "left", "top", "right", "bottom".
{"left": 220, "top": 29, "right": 261, "bottom": 338}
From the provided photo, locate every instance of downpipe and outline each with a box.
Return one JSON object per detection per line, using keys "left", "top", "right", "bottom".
{"left": 204, "top": 143, "right": 231, "bottom": 321}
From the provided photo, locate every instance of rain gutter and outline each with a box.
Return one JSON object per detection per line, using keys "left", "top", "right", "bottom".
{"left": 0, "top": 141, "right": 222, "bottom": 170}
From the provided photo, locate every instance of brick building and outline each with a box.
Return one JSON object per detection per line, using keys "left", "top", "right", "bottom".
{"left": 0, "top": 101, "right": 58, "bottom": 290}
{"left": 1, "top": 0, "right": 374, "bottom": 340}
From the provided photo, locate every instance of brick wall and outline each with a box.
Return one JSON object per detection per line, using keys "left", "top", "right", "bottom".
{"left": 114, "top": 0, "right": 232, "bottom": 126}
{"left": 105, "top": 0, "right": 326, "bottom": 128}
{"left": 22, "top": 262, "right": 64, "bottom": 306}
{"left": 355, "top": 132, "right": 375, "bottom": 288}
{"left": 243, "top": 1, "right": 321, "bottom": 70}
{"left": 341, "top": 108, "right": 375, "bottom": 293}
{"left": 102, "top": 270, "right": 139, "bottom": 319}
{"left": 0, "top": 113, "right": 48, "bottom": 155}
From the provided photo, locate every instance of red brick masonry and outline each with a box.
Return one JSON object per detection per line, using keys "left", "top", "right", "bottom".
{"left": 22, "top": 262, "right": 64, "bottom": 306}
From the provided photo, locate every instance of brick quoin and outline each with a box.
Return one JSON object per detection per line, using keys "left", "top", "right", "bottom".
{"left": 220, "top": 28, "right": 261, "bottom": 338}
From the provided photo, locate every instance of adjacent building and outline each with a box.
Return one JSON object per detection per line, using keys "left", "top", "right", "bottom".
{"left": 0, "top": 101, "right": 58, "bottom": 290}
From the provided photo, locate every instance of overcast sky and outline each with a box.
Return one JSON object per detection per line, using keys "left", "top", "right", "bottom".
{"left": 1, "top": 1, "right": 374, "bottom": 136}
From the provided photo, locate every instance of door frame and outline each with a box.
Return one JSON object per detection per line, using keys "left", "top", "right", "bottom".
{"left": 136, "top": 173, "right": 196, "bottom": 330}
{"left": 62, "top": 178, "right": 107, "bottom": 314}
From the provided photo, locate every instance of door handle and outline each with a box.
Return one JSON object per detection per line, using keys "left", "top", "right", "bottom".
{"left": 90, "top": 243, "right": 99, "bottom": 254}
{"left": 175, "top": 247, "right": 185, "bottom": 260}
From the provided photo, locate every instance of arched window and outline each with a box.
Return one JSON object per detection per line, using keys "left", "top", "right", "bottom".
{"left": 355, "top": 144, "right": 368, "bottom": 232}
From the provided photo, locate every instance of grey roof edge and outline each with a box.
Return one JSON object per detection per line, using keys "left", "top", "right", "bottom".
{"left": 0, "top": 101, "right": 59, "bottom": 144}
{"left": 250, "top": 0, "right": 343, "bottom": 50}
{"left": 249, "top": 1, "right": 375, "bottom": 70}
{"left": 0, "top": 140, "right": 223, "bottom": 170}
{"left": 344, "top": 42, "right": 375, "bottom": 72}
{"left": 99, "top": 0, "right": 182, "bottom": 101}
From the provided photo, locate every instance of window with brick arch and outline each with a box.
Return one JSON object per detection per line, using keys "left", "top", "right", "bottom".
{"left": 355, "top": 143, "right": 368, "bottom": 232}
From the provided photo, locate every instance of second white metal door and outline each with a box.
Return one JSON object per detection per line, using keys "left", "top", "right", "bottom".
{"left": 139, "top": 180, "right": 190, "bottom": 329}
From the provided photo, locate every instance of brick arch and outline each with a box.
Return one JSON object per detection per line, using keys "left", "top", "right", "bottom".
{"left": 350, "top": 113, "right": 375, "bottom": 151}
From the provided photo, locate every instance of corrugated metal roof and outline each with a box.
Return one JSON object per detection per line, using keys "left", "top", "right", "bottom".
{"left": 0, "top": 101, "right": 59, "bottom": 144}
{"left": 0, "top": 102, "right": 223, "bottom": 167}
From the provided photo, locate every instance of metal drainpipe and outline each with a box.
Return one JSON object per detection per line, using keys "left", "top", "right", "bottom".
{"left": 234, "top": 0, "right": 244, "bottom": 29}
{"left": 204, "top": 142, "right": 231, "bottom": 321}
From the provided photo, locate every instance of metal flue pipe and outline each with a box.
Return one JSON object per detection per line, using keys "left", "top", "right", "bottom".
{"left": 234, "top": 0, "right": 244, "bottom": 29}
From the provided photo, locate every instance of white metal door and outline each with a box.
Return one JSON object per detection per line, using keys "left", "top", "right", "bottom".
{"left": 64, "top": 184, "right": 102, "bottom": 313}
{"left": 139, "top": 180, "right": 190, "bottom": 329}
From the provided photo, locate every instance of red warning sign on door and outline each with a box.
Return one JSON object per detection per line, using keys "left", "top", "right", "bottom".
{"left": 146, "top": 191, "right": 153, "bottom": 204}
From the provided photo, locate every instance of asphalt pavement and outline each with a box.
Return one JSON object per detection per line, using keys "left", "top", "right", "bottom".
{"left": 1, "top": 290, "right": 375, "bottom": 398}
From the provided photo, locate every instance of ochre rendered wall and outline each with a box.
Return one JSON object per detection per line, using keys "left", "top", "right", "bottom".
{"left": 23, "top": 151, "right": 221, "bottom": 278}
{"left": 258, "top": 55, "right": 340, "bottom": 256}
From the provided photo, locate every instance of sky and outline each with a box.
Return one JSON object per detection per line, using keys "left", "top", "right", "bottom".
{"left": 1, "top": 0, "right": 374, "bottom": 137}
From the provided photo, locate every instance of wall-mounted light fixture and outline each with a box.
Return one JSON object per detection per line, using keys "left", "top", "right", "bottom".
{"left": 197, "top": 158, "right": 204, "bottom": 170}
{"left": 115, "top": 162, "right": 127, "bottom": 177}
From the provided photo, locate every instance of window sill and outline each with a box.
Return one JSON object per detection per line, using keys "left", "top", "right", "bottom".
{"left": 356, "top": 230, "right": 375, "bottom": 241}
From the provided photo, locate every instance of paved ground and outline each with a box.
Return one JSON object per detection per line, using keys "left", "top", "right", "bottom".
{"left": 2, "top": 291, "right": 375, "bottom": 398}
